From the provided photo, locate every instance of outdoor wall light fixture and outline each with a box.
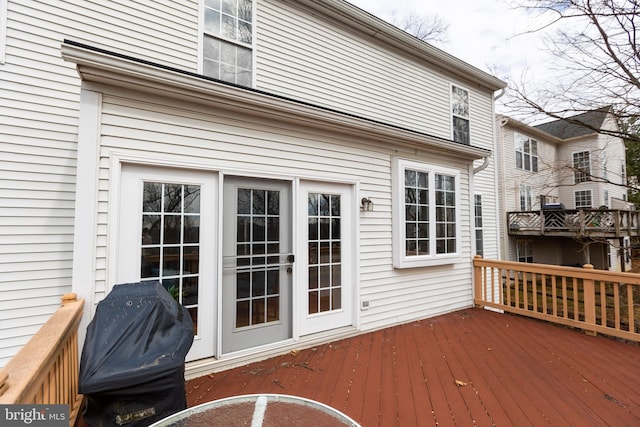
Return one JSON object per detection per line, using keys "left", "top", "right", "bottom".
{"left": 360, "top": 197, "right": 374, "bottom": 212}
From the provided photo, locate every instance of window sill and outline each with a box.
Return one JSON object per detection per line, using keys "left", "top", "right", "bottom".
{"left": 393, "top": 254, "right": 460, "bottom": 269}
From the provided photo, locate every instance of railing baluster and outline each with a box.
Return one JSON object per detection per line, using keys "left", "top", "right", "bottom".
{"left": 627, "top": 284, "right": 635, "bottom": 333}
{"left": 614, "top": 283, "right": 621, "bottom": 330}
{"left": 599, "top": 281, "right": 607, "bottom": 327}
{"left": 562, "top": 277, "right": 568, "bottom": 319}
{"left": 552, "top": 275, "right": 558, "bottom": 316}
{"left": 542, "top": 274, "right": 547, "bottom": 315}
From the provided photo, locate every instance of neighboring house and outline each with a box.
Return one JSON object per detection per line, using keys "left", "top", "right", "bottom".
{"left": 497, "top": 107, "right": 634, "bottom": 271}
{"left": 0, "top": 0, "right": 506, "bottom": 374}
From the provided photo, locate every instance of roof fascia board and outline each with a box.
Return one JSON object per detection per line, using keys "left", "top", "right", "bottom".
{"left": 500, "top": 115, "right": 564, "bottom": 144}
{"left": 61, "top": 41, "right": 490, "bottom": 161}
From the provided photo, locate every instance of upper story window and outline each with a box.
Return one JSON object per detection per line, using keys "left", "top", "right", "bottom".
{"left": 573, "top": 151, "right": 591, "bottom": 183}
{"left": 519, "top": 184, "right": 532, "bottom": 211}
{"left": 203, "top": 0, "right": 253, "bottom": 86}
{"left": 514, "top": 133, "right": 538, "bottom": 172}
{"left": 451, "top": 86, "right": 470, "bottom": 145}
{"left": 392, "top": 158, "right": 461, "bottom": 268}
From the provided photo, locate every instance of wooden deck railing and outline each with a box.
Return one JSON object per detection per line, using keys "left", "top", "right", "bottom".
{"left": 0, "top": 294, "right": 84, "bottom": 426}
{"left": 507, "top": 208, "right": 640, "bottom": 237}
{"left": 474, "top": 256, "right": 640, "bottom": 342}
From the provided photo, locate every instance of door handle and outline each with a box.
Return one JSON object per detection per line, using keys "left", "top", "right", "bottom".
{"left": 287, "top": 254, "right": 295, "bottom": 263}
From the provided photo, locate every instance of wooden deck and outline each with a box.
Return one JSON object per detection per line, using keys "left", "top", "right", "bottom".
{"left": 185, "top": 308, "right": 640, "bottom": 426}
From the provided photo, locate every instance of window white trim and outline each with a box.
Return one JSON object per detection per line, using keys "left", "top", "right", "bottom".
{"left": 450, "top": 84, "right": 470, "bottom": 144}
{"left": 198, "top": 0, "right": 257, "bottom": 86}
{"left": 519, "top": 183, "right": 532, "bottom": 211}
{"left": 574, "top": 189, "right": 592, "bottom": 209}
{"left": 474, "top": 193, "right": 483, "bottom": 256}
{"left": 514, "top": 132, "right": 538, "bottom": 172}
{"left": 0, "top": 0, "right": 7, "bottom": 64}
{"left": 392, "top": 158, "right": 461, "bottom": 268}
{"left": 572, "top": 150, "right": 591, "bottom": 184}
{"left": 516, "top": 240, "right": 533, "bottom": 263}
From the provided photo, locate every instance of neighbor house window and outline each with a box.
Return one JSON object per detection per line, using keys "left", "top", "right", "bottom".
{"left": 573, "top": 151, "right": 591, "bottom": 183}
{"left": 574, "top": 190, "right": 592, "bottom": 209}
{"left": 515, "top": 133, "right": 538, "bottom": 172}
{"left": 451, "top": 85, "right": 470, "bottom": 144}
{"left": 474, "top": 194, "right": 483, "bottom": 256}
{"left": 517, "top": 240, "right": 533, "bottom": 263}
{"left": 393, "top": 158, "right": 460, "bottom": 268}
{"left": 603, "top": 189, "right": 609, "bottom": 207}
{"left": 203, "top": 0, "right": 253, "bottom": 86}
{"left": 519, "top": 184, "right": 532, "bottom": 211}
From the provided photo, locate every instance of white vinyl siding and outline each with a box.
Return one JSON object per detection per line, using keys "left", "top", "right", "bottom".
{"left": 95, "top": 88, "right": 477, "bottom": 334}
{"left": 0, "top": 0, "right": 6, "bottom": 63}
{"left": 0, "top": 0, "right": 500, "bottom": 367}
{"left": 255, "top": 1, "right": 497, "bottom": 150}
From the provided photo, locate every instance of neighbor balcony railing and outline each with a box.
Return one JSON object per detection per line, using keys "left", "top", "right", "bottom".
{"left": 474, "top": 256, "right": 640, "bottom": 342}
{"left": 0, "top": 294, "right": 84, "bottom": 426}
{"left": 507, "top": 208, "right": 640, "bottom": 237}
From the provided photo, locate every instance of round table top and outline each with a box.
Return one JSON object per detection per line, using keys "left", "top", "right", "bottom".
{"left": 149, "top": 394, "right": 361, "bottom": 427}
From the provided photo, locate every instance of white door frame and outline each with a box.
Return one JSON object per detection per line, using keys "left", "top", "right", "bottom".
{"left": 115, "top": 163, "right": 218, "bottom": 362}
{"left": 296, "top": 181, "right": 357, "bottom": 336}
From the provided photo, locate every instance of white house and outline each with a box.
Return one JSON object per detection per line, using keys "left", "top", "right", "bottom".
{"left": 0, "top": 0, "right": 505, "bottom": 376}
{"left": 497, "top": 108, "right": 632, "bottom": 271}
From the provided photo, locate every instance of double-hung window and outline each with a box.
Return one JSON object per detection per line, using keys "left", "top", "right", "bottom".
{"left": 574, "top": 190, "right": 592, "bottom": 209}
{"left": 203, "top": 0, "right": 253, "bottom": 86}
{"left": 514, "top": 133, "right": 538, "bottom": 172}
{"left": 517, "top": 240, "right": 533, "bottom": 263}
{"left": 451, "top": 85, "right": 470, "bottom": 145}
{"left": 474, "top": 194, "right": 483, "bottom": 256}
{"left": 573, "top": 151, "right": 591, "bottom": 183}
{"left": 393, "top": 158, "right": 460, "bottom": 268}
{"left": 519, "top": 184, "right": 532, "bottom": 211}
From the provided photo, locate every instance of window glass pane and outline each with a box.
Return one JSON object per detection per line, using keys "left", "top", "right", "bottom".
{"left": 143, "top": 182, "right": 162, "bottom": 212}
{"left": 453, "top": 117, "right": 470, "bottom": 144}
{"left": 308, "top": 192, "right": 342, "bottom": 314}
{"left": 204, "top": 8, "right": 221, "bottom": 35}
{"left": 239, "top": 0, "right": 252, "bottom": 20}
{"left": 222, "top": 0, "right": 236, "bottom": 15}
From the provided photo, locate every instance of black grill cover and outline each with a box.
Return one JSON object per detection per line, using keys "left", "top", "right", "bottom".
{"left": 79, "top": 281, "right": 194, "bottom": 426}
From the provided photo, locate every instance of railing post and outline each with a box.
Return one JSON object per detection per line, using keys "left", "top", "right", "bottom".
{"left": 582, "top": 264, "right": 597, "bottom": 337}
{"left": 473, "top": 255, "right": 483, "bottom": 307}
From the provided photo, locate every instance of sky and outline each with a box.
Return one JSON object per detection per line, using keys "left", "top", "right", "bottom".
{"left": 347, "top": 0, "right": 560, "bottom": 104}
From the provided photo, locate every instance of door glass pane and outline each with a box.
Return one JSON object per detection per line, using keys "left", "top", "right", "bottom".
{"left": 235, "top": 188, "right": 281, "bottom": 328}
{"left": 140, "top": 182, "right": 201, "bottom": 334}
{"left": 308, "top": 193, "right": 342, "bottom": 314}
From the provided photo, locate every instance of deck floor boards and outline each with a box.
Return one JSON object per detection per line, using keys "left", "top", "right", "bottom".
{"left": 178, "top": 308, "right": 640, "bottom": 426}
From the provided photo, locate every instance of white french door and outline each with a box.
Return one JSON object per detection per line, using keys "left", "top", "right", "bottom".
{"left": 298, "top": 181, "right": 355, "bottom": 335}
{"left": 116, "top": 165, "right": 217, "bottom": 361}
{"left": 221, "top": 177, "right": 293, "bottom": 353}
